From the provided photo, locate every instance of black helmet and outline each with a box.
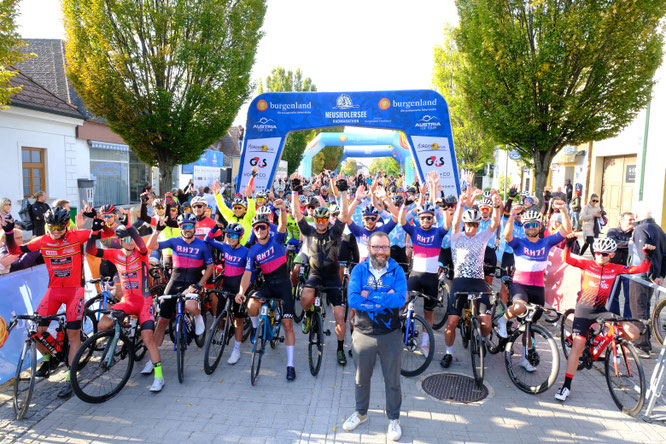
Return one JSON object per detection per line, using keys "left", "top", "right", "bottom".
{"left": 308, "top": 197, "right": 319, "bottom": 207}
{"left": 45, "top": 207, "right": 71, "bottom": 226}
{"left": 224, "top": 223, "right": 245, "bottom": 236}
{"left": 252, "top": 214, "right": 271, "bottom": 227}
{"left": 114, "top": 225, "right": 131, "bottom": 239}
{"left": 390, "top": 195, "right": 405, "bottom": 206}
{"left": 313, "top": 206, "right": 330, "bottom": 219}
{"left": 444, "top": 194, "right": 458, "bottom": 205}
{"left": 177, "top": 213, "right": 197, "bottom": 226}
{"left": 406, "top": 186, "right": 417, "bottom": 194}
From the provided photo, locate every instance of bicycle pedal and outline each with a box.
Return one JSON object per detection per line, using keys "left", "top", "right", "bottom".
{"left": 324, "top": 329, "right": 331, "bottom": 336}
{"left": 280, "top": 336, "right": 285, "bottom": 342}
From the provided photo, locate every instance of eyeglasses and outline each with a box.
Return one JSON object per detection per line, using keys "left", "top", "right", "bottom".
{"left": 192, "top": 204, "right": 205, "bottom": 209}
{"left": 179, "top": 223, "right": 195, "bottom": 230}
{"left": 102, "top": 214, "right": 115, "bottom": 219}
{"left": 119, "top": 236, "right": 132, "bottom": 243}
{"left": 253, "top": 225, "right": 268, "bottom": 232}
{"left": 595, "top": 252, "right": 611, "bottom": 257}
{"left": 524, "top": 222, "right": 540, "bottom": 229}
{"left": 226, "top": 233, "right": 241, "bottom": 239}
{"left": 315, "top": 217, "right": 329, "bottom": 224}
{"left": 48, "top": 224, "right": 66, "bottom": 232}
{"left": 419, "top": 216, "right": 433, "bottom": 221}
{"left": 369, "top": 245, "right": 390, "bottom": 252}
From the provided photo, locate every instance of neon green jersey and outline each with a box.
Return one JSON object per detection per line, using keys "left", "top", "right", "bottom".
{"left": 214, "top": 194, "right": 256, "bottom": 244}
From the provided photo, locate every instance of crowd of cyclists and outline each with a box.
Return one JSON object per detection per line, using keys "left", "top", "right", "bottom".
{"left": 0, "top": 167, "right": 657, "bottom": 409}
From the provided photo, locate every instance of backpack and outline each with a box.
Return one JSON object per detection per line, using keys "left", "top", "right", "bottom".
{"left": 18, "top": 199, "right": 34, "bottom": 231}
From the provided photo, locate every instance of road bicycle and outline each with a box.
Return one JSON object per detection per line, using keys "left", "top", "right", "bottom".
{"left": 340, "top": 260, "right": 356, "bottom": 322}
{"left": 203, "top": 289, "right": 251, "bottom": 374}
{"left": 303, "top": 285, "right": 337, "bottom": 376}
{"left": 7, "top": 312, "right": 91, "bottom": 419}
{"left": 70, "top": 309, "right": 143, "bottom": 403}
{"left": 432, "top": 268, "right": 450, "bottom": 331}
{"left": 83, "top": 277, "right": 118, "bottom": 335}
{"left": 456, "top": 291, "right": 492, "bottom": 387}
{"left": 291, "top": 262, "right": 310, "bottom": 323}
{"left": 248, "top": 294, "right": 285, "bottom": 386}
{"left": 158, "top": 294, "right": 200, "bottom": 383}
{"left": 561, "top": 309, "right": 648, "bottom": 416}
{"left": 401, "top": 290, "right": 436, "bottom": 377}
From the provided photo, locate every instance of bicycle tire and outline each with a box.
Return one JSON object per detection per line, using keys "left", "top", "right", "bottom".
{"left": 342, "top": 276, "right": 350, "bottom": 322}
{"left": 242, "top": 317, "right": 252, "bottom": 342}
{"left": 470, "top": 318, "right": 485, "bottom": 387}
{"left": 133, "top": 330, "right": 147, "bottom": 362}
{"left": 651, "top": 297, "right": 666, "bottom": 345}
{"left": 293, "top": 279, "right": 305, "bottom": 323}
{"left": 176, "top": 316, "right": 186, "bottom": 384}
{"left": 203, "top": 309, "right": 230, "bottom": 374}
{"left": 559, "top": 308, "right": 585, "bottom": 370}
{"left": 400, "top": 314, "right": 435, "bottom": 377}
{"left": 504, "top": 324, "right": 560, "bottom": 394}
{"left": 605, "top": 340, "right": 645, "bottom": 417}
{"left": 486, "top": 297, "right": 508, "bottom": 354}
{"left": 71, "top": 329, "right": 134, "bottom": 403}
{"left": 83, "top": 294, "right": 103, "bottom": 334}
{"left": 250, "top": 319, "right": 265, "bottom": 386}
{"left": 432, "top": 280, "right": 450, "bottom": 330}
{"left": 13, "top": 340, "right": 36, "bottom": 420}
{"left": 461, "top": 319, "right": 470, "bottom": 349}
{"left": 308, "top": 311, "right": 324, "bottom": 376}
{"left": 270, "top": 323, "right": 282, "bottom": 349}
{"left": 194, "top": 314, "right": 207, "bottom": 349}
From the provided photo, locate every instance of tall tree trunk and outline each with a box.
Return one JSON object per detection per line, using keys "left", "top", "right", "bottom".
{"left": 159, "top": 160, "right": 174, "bottom": 196}
{"left": 532, "top": 148, "right": 555, "bottom": 208}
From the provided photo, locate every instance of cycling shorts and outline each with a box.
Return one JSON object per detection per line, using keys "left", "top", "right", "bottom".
{"left": 500, "top": 252, "right": 515, "bottom": 276}
{"left": 483, "top": 246, "right": 497, "bottom": 277}
{"left": 160, "top": 281, "right": 193, "bottom": 319}
{"left": 339, "top": 236, "right": 359, "bottom": 264}
{"left": 112, "top": 296, "right": 155, "bottom": 330}
{"left": 305, "top": 273, "right": 343, "bottom": 307}
{"left": 220, "top": 281, "right": 245, "bottom": 318}
{"left": 438, "top": 248, "right": 453, "bottom": 280}
{"left": 408, "top": 272, "right": 439, "bottom": 311}
{"left": 390, "top": 246, "right": 408, "bottom": 273}
{"left": 447, "top": 278, "right": 490, "bottom": 317}
{"left": 254, "top": 279, "right": 294, "bottom": 319}
{"left": 572, "top": 307, "right": 620, "bottom": 337}
{"left": 37, "top": 287, "right": 85, "bottom": 330}
{"left": 511, "top": 282, "right": 545, "bottom": 306}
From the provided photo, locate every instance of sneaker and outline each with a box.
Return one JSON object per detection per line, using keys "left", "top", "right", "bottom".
{"left": 35, "top": 359, "right": 58, "bottom": 378}
{"left": 57, "top": 381, "right": 73, "bottom": 399}
{"left": 141, "top": 360, "right": 154, "bottom": 375}
{"left": 554, "top": 386, "right": 570, "bottom": 402}
{"left": 149, "top": 377, "right": 165, "bottom": 392}
{"left": 519, "top": 357, "right": 537, "bottom": 372}
{"left": 342, "top": 411, "right": 368, "bottom": 432}
{"left": 301, "top": 316, "right": 310, "bottom": 334}
{"left": 387, "top": 419, "right": 402, "bottom": 441}
{"left": 227, "top": 348, "right": 241, "bottom": 365}
{"left": 440, "top": 354, "right": 452, "bottom": 368}
{"left": 286, "top": 366, "right": 296, "bottom": 381}
{"left": 497, "top": 319, "right": 508, "bottom": 339}
{"left": 636, "top": 348, "right": 651, "bottom": 359}
{"left": 337, "top": 350, "right": 347, "bottom": 366}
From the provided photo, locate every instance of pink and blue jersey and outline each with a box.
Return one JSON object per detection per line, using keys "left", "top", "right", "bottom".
{"left": 158, "top": 237, "right": 213, "bottom": 284}
{"left": 349, "top": 219, "right": 397, "bottom": 261}
{"left": 204, "top": 235, "right": 248, "bottom": 277}
{"left": 508, "top": 233, "right": 565, "bottom": 286}
{"left": 246, "top": 231, "right": 289, "bottom": 280}
{"left": 403, "top": 224, "right": 448, "bottom": 273}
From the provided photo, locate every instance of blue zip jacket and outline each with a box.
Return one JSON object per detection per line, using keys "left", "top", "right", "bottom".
{"left": 348, "top": 257, "right": 407, "bottom": 335}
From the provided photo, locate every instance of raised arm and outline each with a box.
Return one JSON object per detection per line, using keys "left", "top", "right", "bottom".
{"left": 489, "top": 190, "right": 502, "bottom": 232}
{"left": 452, "top": 193, "right": 467, "bottom": 234}
{"left": 274, "top": 199, "right": 287, "bottom": 233}
{"left": 551, "top": 200, "right": 572, "bottom": 236}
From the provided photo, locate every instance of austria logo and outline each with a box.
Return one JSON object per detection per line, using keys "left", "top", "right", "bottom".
{"left": 252, "top": 117, "right": 277, "bottom": 133}
{"left": 415, "top": 115, "right": 441, "bottom": 130}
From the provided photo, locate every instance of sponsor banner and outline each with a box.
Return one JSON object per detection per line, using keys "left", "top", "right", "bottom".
{"left": 193, "top": 166, "right": 221, "bottom": 190}
{"left": 238, "top": 137, "right": 283, "bottom": 191}
{"left": 410, "top": 136, "right": 458, "bottom": 194}
{"left": 181, "top": 149, "right": 223, "bottom": 174}
{"left": 543, "top": 247, "right": 581, "bottom": 312}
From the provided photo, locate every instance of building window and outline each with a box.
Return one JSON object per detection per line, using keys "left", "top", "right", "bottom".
{"left": 21, "top": 147, "right": 45, "bottom": 198}
{"left": 129, "top": 151, "right": 149, "bottom": 203}
{"left": 90, "top": 147, "right": 129, "bottom": 206}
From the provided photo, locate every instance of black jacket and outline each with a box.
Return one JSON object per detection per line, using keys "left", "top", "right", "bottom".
{"left": 29, "top": 201, "right": 50, "bottom": 236}
{"left": 606, "top": 226, "right": 633, "bottom": 266}
{"left": 632, "top": 218, "right": 666, "bottom": 281}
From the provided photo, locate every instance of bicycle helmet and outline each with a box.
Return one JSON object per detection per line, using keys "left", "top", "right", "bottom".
{"left": 321, "top": 185, "right": 329, "bottom": 191}
{"left": 349, "top": 186, "right": 357, "bottom": 194}
{"left": 255, "top": 191, "right": 268, "bottom": 200}
{"left": 483, "top": 190, "right": 492, "bottom": 199}
{"left": 274, "top": 184, "right": 285, "bottom": 193}
{"left": 252, "top": 214, "right": 271, "bottom": 227}
{"left": 390, "top": 195, "right": 405, "bottom": 206}
{"left": 524, "top": 195, "right": 539, "bottom": 206}
{"left": 152, "top": 198, "right": 165, "bottom": 208}
{"left": 100, "top": 204, "right": 117, "bottom": 215}
{"left": 308, "top": 197, "right": 319, "bottom": 207}
{"left": 313, "top": 206, "right": 330, "bottom": 219}
{"left": 44, "top": 207, "right": 71, "bottom": 226}
{"left": 177, "top": 213, "right": 197, "bottom": 226}
{"left": 522, "top": 210, "right": 542, "bottom": 223}
{"left": 593, "top": 237, "right": 617, "bottom": 254}
{"left": 462, "top": 208, "right": 482, "bottom": 223}
{"left": 114, "top": 225, "right": 131, "bottom": 239}
{"left": 299, "top": 195, "right": 309, "bottom": 205}
{"left": 478, "top": 198, "right": 493, "bottom": 209}
{"left": 406, "top": 186, "right": 417, "bottom": 195}
{"left": 329, "top": 204, "right": 341, "bottom": 215}
{"left": 231, "top": 197, "right": 247, "bottom": 208}
{"left": 362, "top": 205, "right": 380, "bottom": 217}
{"left": 190, "top": 196, "right": 207, "bottom": 206}
{"left": 418, "top": 203, "right": 436, "bottom": 215}
{"left": 444, "top": 194, "right": 458, "bottom": 205}
{"left": 257, "top": 206, "right": 272, "bottom": 216}
{"left": 224, "top": 222, "right": 245, "bottom": 236}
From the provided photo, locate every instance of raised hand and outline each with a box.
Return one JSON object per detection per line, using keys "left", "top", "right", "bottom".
{"left": 419, "top": 181, "right": 428, "bottom": 195}
{"left": 211, "top": 181, "right": 221, "bottom": 194}
{"left": 274, "top": 199, "right": 286, "bottom": 210}
{"left": 465, "top": 170, "right": 474, "bottom": 186}
{"left": 471, "top": 188, "right": 483, "bottom": 201}
{"left": 511, "top": 204, "right": 524, "bottom": 216}
{"left": 75, "top": 212, "right": 84, "bottom": 229}
{"left": 356, "top": 185, "right": 367, "bottom": 200}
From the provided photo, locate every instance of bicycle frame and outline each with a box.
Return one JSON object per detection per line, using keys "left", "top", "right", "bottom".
{"left": 403, "top": 297, "right": 417, "bottom": 345}
{"left": 254, "top": 299, "right": 282, "bottom": 349}
{"left": 174, "top": 298, "right": 190, "bottom": 352}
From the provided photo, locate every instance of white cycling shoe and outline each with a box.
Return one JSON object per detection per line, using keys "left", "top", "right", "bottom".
{"left": 519, "top": 357, "right": 537, "bottom": 372}
{"left": 227, "top": 348, "right": 241, "bottom": 365}
{"left": 141, "top": 361, "right": 154, "bottom": 375}
{"left": 149, "top": 377, "right": 164, "bottom": 392}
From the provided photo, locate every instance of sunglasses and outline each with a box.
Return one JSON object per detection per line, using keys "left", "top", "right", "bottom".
{"left": 256, "top": 198, "right": 266, "bottom": 202}
{"left": 179, "top": 223, "right": 195, "bottom": 230}
{"left": 591, "top": 200, "right": 599, "bottom": 203}
{"left": 192, "top": 204, "right": 205, "bottom": 209}
{"left": 479, "top": 206, "right": 491, "bottom": 211}
{"left": 363, "top": 217, "right": 377, "bottom": 222}
{"left": 464, "top": 222, "right": 479, "bottom": 228}
{"left": 253, "top": 225, "right": 268, "bottom": 232}
{"left": 595, "top": 252, "right": 610, "bottom": 257}
{"left": 48, "top": 224, "right": 66, "bottom": 232}
{"left": 315, "top": 217, "right": 329, "bottom": 224}
{"left": 103, "top": 214, "right": 115, "bottom": 219}
{"left": 170, "top": 208, "right": 179, "bottom": 211}
{"left": 306, "top": 206, "right": 316, "bottom": 210}
{"left": 419, "top": 216, "right": 433, "bottom": 221}
{"left": 226, "top": 233, "right": 241, "bottom": 239}
{"left": 119, "top": 236, "right": 132, "bottom": 243}
{"left": 524, "top": 222, "right": 540, "bottom": 229}
{"left": 154, "top": 205, "right": 165, "bottom": 210}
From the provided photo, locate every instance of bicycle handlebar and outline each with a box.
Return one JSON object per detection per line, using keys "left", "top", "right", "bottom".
{"left": 157, "top": 294, "right": 199, "bottom": 302}
{"left": 88, "top": 277, "right": 112, "bottom": 284}
{"left": 408, "top": 290, "right": 438, "bottom": 301}
{"left": 7, "top": 312, "right": 66, "bottom": 334}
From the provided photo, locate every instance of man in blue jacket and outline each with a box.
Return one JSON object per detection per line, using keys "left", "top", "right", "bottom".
{"left": 342, "top": 231, "right": 406, "bottom": 442}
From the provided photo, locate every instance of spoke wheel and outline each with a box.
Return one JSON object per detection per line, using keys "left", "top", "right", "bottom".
{"left": 400, "top": 314, "right": 434, "bottom": 377}
{"left": 432, "top": 280, "right": 449, "bottom": 330}
{"left": 132, "top": 328, "right": 147, "bottom": 362}
{"left": 504, "top": 324, "right": 559, "bottom": 394}
{"left": 605, "top": 340, "right": 645, "bottom": 416}
{"left": 13, "top": 341, "right": 36, "bottom": 419}
{"left": 176, "top": 316, "right": 186, "bottom": 383}
{"left": 71, "top": 329, "right": 134, "bottom": 403}
{"left": 250, "top": 319, "right": 265, "bottom": 386}
{"left": 308, "top": 312, "right": 324, "bottom": 376}
{"left": 342, "top": 276, "right": 350, "bottom": 322}
{"left": 470, "top": 318, "right": 485, "bottom": 387}
{"left": 203, "top": 309, "right": 231, "bottom": 374}
{"left": 651, "top": 297, "right": 666, "bottom": 345}
{"left": 293, "top": 280, "right": 305, "bottom": 323}
{"left": 460, "top": 319, "right": 470, "bottom": 349}
{"left": 560, "top": 309, "right": 585, "bottom": 370}
{"left": 486, "top": 298, "right": 508, "bottom": 354}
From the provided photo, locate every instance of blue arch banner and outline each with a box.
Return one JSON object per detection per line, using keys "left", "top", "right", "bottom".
{"left": 237, "top": 90, "right": 460, "bottom": 195}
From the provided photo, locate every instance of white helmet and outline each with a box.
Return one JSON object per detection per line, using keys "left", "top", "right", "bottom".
{"left": 593, "top": 237, "right": 617, "bottom": 254}
{"left": 329, "top": 204, "right": 341, "bottom": 215}
{"left": 191, "top": 195, "right": 207, "bottom": 205}
{"left": 522, "top": 210, "right": 542, "bottom": 223}
{"left": 462, "top": 209, "right": 482, "bottom": 223}
{"left": 257, "top": 206, "right": 272, "bottom": 216}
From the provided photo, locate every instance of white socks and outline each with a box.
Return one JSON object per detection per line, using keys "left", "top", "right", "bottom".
{"left": 421, "top": 332, "right": 429, "bottom": 347}
{"left": 234, "top": 340, "right": 241, "bottom": 351}
{"left": 446, "top": 346, "right": 453, "bottom": 355}
{"left": 250, "top": 316, "right": 259, "bottom": 328}
{"left": 286, "top": 345, "right": 294, "bottom": 367}
{"left": 194, "top": 314, "right": 205, "bottom": 335}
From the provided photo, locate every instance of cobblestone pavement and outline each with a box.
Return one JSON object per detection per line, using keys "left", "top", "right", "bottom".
{"left": 2, "top": 302, "right": 666, "bottom": 443}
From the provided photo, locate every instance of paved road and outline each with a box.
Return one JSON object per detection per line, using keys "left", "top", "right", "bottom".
{"left": 2, "top": 305, "right": 666, "bottom": 444}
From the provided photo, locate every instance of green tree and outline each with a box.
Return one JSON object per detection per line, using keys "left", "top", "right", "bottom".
{"left": 0, "top": 0, "right": 33, "bottom": 109}
{"left": 454, "top": 0, "right": 666, "bottom": 200}
{"left": 340, "top": 159, "right": 358, "bottom": 177}
{"left": 312, "top": 145, "right": 343, "bottom": 175}
{"left": 432, "top": 26, "right": 496, "bottom": 171}
{"left": 64, "top": 0, "right": 266, "bottom": 192}
{"left": 369, "top": 157, "right": 401, "bottom": 178}
{"left": 258, "top": 67, "right": 317, "bottom": 175}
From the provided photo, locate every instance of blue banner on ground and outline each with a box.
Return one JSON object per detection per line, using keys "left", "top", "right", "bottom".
{"left": 237, "top": 90, "right": 460, "bottom": 195}
{"left": 181, "top": 149, "right": 224, "bottom": 174}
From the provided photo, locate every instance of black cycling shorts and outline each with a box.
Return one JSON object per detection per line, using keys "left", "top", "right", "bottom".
{"left": 448, "top": 278, "right": 490, "bottom": 317}
{"left": 511, "top": 282, "right": 545, "bottom": 306}
{"left": 572, "top": 306, "right": 620, "bottom": 337}
{"left": 408, "top": 272, "right": 439, "bottom": 311}
{"left": 438, "top": 248, "right": 453, "bottom": 280}
{"left": 254, "top": 279, "right": 294, "bottom": 319}
{"left": 305, "top": 273, "right": 343, "bottom": 307}
{"left": 339, "top": 235, "right": 359, "bottom": 264}
{"left": 390, "top": 246, "right": 408, "bottom": 273}
{"left": 160, "top": 281, "right": 193, "bottom": 319}
{"left": 483, "top": 246, "right": 497, "bottom": 277}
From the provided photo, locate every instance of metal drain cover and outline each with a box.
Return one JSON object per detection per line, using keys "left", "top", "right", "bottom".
{"left": 422, "top": 373, "right": 488, "bottom": 403}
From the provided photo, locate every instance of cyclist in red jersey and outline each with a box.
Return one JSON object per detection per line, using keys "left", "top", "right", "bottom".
{"left": 1, "top": 207, "right": 112, "bottom": 398}
{"left": 190, "top": 196, "right": 221, "bottom": 240}
{"left": 554, "top": 235, "right": 654, "bottom": 402}
{"left": 86, "top": 219, "right": 164, "bottom": 392}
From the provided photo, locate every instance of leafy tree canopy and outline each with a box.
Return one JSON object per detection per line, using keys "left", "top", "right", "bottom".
{"left": 0, "top": 0, "right": 34, "bottom": 109}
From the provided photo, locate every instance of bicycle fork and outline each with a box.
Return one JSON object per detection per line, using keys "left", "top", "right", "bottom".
{"left": 102, "top": 323, "right": 122, "bottom": 369}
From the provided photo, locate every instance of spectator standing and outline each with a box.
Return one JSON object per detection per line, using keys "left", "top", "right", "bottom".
{"left": 606, "top": 212, "right": 635, "bottom": 316}
{"left": 570, "top": 190, "right": 582, "bottom": 231}
{"left": 580, "top": 194, "right": 601, "bottom": 255}
{"left": 203, "top": 186, "right": 217, "bottom": 214}
{"left": 342, "top": 231, "right": 406, "bottom": 441}
{"left": 1, "top": 197, "right": 25, "bottom": 229}
{"left": 29, "top": 191, "right": 50, "bottom": 236}
{"left": 629, "top": 204, "right": 666, "bottom": 358}
{"left": 565, "top": 179, "right": 573, "bottom": 206}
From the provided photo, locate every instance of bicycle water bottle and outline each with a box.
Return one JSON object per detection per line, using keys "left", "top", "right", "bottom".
{"left": 33, "top": 332, "right": 57, "bottom": 355}
{"left": 55, "top": 328, "right": 65, "bottom": 353}
{"left": 592, "top": 334, "right": 604, "bottom": 356}
{"left": 268, "top": 309, "right": 274, "bottom": 325}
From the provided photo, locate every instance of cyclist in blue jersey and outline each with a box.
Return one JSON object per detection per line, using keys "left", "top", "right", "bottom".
{"left": 205, "top": 222, "right": 249, "bottom": 365}
{"left": 347, "top": 186, "right": 398, "bottom": 261}
{"left": 147, "top": 214, "right": 214, "bottom": 358}
{"left": 235, "top": 200, "right": 298, "bottom": 380}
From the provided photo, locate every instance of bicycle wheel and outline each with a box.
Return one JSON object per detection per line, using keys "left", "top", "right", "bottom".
{"left": 250, "top": 319, "right": 265, "bottom": 386}
{"left": 470, "top": 318, "right": 485, "bottom": 387}
{"left": 504, "top": 324, "right": 560, "bottom": 394}
{"left": 242, "top": 317, "right": 252, "bottom": 342}
{"left": 293, "top": 279, "right": 305, "bottom": 323}
{"left": 605, "top": 340, "right": 645, "bottom": 416}
{"left": 13, "top": 340, "right": 36, "bottom": 420}
{"left": 400, "top": 314, "right": 435, "bottom": 377}
{"left": 651, "top": 297, "right": 666, "bottom": 345}
{"left": 194, "top": 313, "right": 207, "bottom": 349}
{"left": 83, "top": 294, "right": 103, "bottom": 335}
{"left": 308, "top": 312, "right": 324, "bottom": 376}
{"left": 71, "top": 329, "right": 134, "bottom": 403}
{"left": 460, "top": 319, "right": 470, "bottom": 349}
{"left": 433, "top": 281, "right": 450, "bottom": 330}
{"left": 486, "top": 298, "right": 508, "bottom": 354}
{"left": 342, "top": 276, "right": 350, "bottom": 322}
{"left": 176, "top": 316, "right": 186, "bottom": 383}
{"left": 203, "top": 308, "right": 231, "bottom": 374}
